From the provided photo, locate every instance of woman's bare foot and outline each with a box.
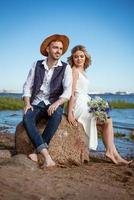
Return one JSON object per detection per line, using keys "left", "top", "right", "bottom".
{"left": 105, "top": 153, "right": 118, "bottom": 164}
{"left": 116, "top": 157, "right": 133, "bottom": 165}
{"left": 28, "top": 153, "right": 38, "bottom": 162}
{"left": 106, "top": 152, "right": 133, "bottom": 165}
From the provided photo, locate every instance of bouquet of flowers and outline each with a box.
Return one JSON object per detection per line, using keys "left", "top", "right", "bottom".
{"left": 88, "top": 96, "right": 111, "bottom": 123}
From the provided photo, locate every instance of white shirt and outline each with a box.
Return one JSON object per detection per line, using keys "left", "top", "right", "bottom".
{"left": 23, "top": 59, "right": 72, "bottom": 105}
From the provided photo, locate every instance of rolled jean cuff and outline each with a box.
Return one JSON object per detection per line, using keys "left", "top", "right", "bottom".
{"left": 36, "top": 143, "right": 48, "bottom": 153}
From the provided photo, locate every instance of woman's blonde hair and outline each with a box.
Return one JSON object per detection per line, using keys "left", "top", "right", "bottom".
{"left": 67, "top": 45, "right": 91, "bottom": 69}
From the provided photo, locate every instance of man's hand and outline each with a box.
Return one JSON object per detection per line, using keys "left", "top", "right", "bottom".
{"left": 24, "top": 103, "right": 33, "bottom": 114}
{"left": 23, "top": 97, "right": 33, "bottom": 114}
{"left": 47, "top": 101, "right": 60, "bottom": 116}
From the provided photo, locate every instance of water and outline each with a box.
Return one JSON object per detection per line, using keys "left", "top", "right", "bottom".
{"left": 0, "top": 93, "right": 134, "bottom": 157}
{"left": 0, "top": 110, "right": 23, "bottom": 133}
{"left": 90, "top": 94, "right": 134, "bottom": 134}
{"left": 110, "top": 109, "right": 134, "bottom": 134}
{"left": 98, "top": 137, "right": 134, "bottom": 158}
{"left": 91, "top": 93, "right": 134, "bottom": 103}
{"left": 0, "top": 93, "right": 21, "bottom": 99}
{"left": 0, "top": 93, "right": 134, "bottom": 133}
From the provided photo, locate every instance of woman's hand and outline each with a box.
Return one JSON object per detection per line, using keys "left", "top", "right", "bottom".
{"left": 68, "top": 113, "right": 77, "bottom": 126}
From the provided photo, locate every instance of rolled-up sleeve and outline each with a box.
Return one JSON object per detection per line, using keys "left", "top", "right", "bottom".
{"left": 22, "top": 62, "right": 36, "bottom": 98}
{"left": 60, "top": 64, "right": 72, "bottom": 100}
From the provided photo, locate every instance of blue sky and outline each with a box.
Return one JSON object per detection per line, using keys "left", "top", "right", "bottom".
{"left": 0, "top": 0, "right": 134, "bottom": 93}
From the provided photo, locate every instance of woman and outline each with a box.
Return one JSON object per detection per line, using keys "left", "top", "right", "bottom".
{"left": 67, "top": 45, "right": 132, "bottom": 165}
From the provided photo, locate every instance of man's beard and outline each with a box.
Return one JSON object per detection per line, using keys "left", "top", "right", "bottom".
{"left": 53, "top": 54, "right": 61, "bottom": 60}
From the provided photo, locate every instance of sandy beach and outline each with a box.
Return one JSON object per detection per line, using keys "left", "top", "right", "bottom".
{"left": 0, "top": 132, "right": 134, "bottom": 200}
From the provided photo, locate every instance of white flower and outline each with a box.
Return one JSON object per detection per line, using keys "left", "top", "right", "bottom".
{"left": 88, "top": 96, "right": 110, "bottom": 123}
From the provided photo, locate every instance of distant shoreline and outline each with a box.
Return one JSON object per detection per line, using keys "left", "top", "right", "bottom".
{"left": 0, "top": 92, "right": 134, "bottom": 95}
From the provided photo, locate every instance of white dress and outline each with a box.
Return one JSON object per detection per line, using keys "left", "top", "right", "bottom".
{"left": 73, "top": 71, "right": 98, "bottom": 150}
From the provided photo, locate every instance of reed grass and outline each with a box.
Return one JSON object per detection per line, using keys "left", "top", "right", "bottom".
{"left": 0, "top": 97, "right": 24, "bottom": 110}
{"left": 130, "top": 133, "right": 134, "bottom": 140}
{"left": 0, "top": 97, "right": 134, "bottom": 110}
{"left": 110, "top": 101, "right": 134, "bottom": 109}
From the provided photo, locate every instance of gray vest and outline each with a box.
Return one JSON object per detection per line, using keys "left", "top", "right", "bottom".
{"left": 31, "top": 60, "right": 67, "bottom": 103}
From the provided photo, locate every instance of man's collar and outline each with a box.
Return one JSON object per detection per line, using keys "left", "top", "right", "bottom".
{"left": 42, "top": 58, "right": 63, "bottom": 70}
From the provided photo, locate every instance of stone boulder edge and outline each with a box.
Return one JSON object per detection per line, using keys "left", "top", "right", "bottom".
{"left": 15, "top": 115, "right": 89, "bottom": 166}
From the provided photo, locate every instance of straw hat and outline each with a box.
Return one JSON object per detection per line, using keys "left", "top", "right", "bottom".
{"left": 40, "top": 34, "right": 69, "bottom": 56}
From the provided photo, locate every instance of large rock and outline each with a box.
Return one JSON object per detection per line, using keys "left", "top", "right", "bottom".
{"left": 15, "top": 115, "right": 89, "bottom": 166}
{"left": 0, "top": 150, "right": 11, "bottom": 159}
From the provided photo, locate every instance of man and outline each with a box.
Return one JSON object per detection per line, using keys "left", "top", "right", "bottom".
{"left": 23, "top": 34, "right": 72, "bottom": 167}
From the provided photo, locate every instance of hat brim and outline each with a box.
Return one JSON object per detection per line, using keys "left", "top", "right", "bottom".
{"left": 40, "top": 34, "right": 69, "bottom": 56}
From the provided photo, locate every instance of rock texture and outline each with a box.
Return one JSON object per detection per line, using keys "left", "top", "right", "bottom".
{"left": 0, "top": 150, "right": 11, "bottom": 159}
{"left": 15, "top": 115, "right": 89, "bottom": 166}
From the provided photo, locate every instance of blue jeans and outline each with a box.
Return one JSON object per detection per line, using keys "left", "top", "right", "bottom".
{"left": 23, "top": 101, "right": 63, "bottom": 152}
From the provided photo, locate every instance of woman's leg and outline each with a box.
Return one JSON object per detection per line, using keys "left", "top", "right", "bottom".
{"left": 100, "top": 118, "right": 131, "bottom": 164}
{"left": 100, "top": 118, "right": 118, "bottom": 164}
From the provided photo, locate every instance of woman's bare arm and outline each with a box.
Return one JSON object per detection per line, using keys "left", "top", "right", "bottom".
{"left": 67, "top": 67, "right": 79, "bottom": 125}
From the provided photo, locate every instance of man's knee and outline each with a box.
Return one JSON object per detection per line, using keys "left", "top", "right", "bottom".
{"left": 23, "top": 114, "right": 28, "bottom": 125}
{"left": 52, "top": 106, "right": 63, "bottom": 119}
{"left": 56, "top": 106, "right": 63, "bottom": 115}
{"left": 23, "top": 110, "right": 33, "bottom": 125}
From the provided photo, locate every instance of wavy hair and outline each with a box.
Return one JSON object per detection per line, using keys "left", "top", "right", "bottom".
{"left": 67, "top": 45, "right": 91, "bottom": 70}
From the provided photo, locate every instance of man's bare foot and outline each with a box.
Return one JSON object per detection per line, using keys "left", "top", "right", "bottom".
{"left": 28, "top": 153, "right": 38, "bottom": 162}
{"left": 41, "top": 148, "right": 56, "bottom": 167}
{"left": 44, "top": 155, "right": 56, "bottom": 167}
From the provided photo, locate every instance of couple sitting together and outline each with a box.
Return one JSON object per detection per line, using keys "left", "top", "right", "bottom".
{"left": 23, "top": 34, "right": 131, "bottom": 167}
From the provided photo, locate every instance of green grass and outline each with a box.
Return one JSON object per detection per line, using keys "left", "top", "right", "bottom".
{"left": 114, "top": 132, "right": 126, "bottom": 138}
{"left": 130, "top": 133, "right": 134, "bottom": 140}
{"left": 64, "top": 100, "right": 134, "bottom": 110}
{"left": 110, "top": 101, "right": 134, "bottom": 109}
{"left": 0, "top": 97, "right": 24, "bottom": 110}
{"left": 0, "top": 97, "right": 134, "bottom": 110}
